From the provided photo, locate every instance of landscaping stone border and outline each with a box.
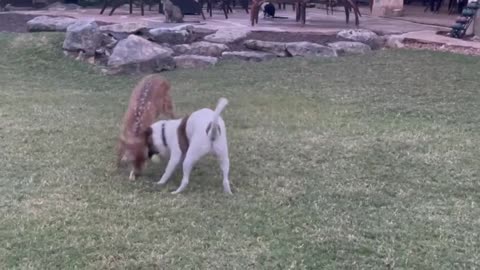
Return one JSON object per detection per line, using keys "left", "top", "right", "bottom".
{"left": 26, "top": 15, "right": 403, "bottom": 74}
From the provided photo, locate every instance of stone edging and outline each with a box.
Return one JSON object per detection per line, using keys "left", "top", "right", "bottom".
{"left": 26, "top": 15, "right": 407, "bottom": 75}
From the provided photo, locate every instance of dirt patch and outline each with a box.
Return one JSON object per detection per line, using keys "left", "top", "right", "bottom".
{"left": 0, "top": 13, "right": 112, "bottom": 33}
{"left": 404, "top": 40, "right": 480, "bottom": 56}
{"left": 227, "top": 31, "right": 347, "bottom": 51}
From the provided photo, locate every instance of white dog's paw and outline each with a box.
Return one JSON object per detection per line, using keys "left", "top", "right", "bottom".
{"left": 156, "top": 177, "right": 170, "bottom": 185}
{"left": 155, "top": 180, "right": 165, "bottom": 185}
{"left": 129, "top": 171, "right": 136, "bottom": 181}
{"left": 150, "top": 154, "right": 161, "bottom": 163}
{"left": 171, "top": 186, "right": 185, "bottom": 194}
{"left": 223, "top": 183, "right": 232, "bottom": 194}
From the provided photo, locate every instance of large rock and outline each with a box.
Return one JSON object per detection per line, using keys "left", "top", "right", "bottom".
{"left": 191, "top": 27, "right": 217, "bottom": 36}
{"left": 243, "top": 40, "right": 287, "bottom": 57}
{"left": 46, "top": 2, "right": 82, "bottom": 11}
{"left": 163, "top": 0, "right": 184, "bottom": 23}
{"left": 3, "top": 4, "right": 32, "bottom": 11}
{"left": 173, "top": 41, "right": 229, "bottom": 57}
{"left": 286, "top": 42, "right": 337, "bottom": 57}
{"left": 148, "top": 26, "right": 193, "bottom": 44}
{"left": 101, "top": 33, "right": 118, "bottom": 49}
{"left": 337, "top": 29, "right": 378, "bottom": 42}
{"left": 328, "top": 41, "right": 371, "bottom": 55}
{"left": 99, "top": 22, "right": 150, "bottom": 34}
{"left": 222, "top": 51, "right": 276, "bottom": 62}
{"left": 63, "top": 20, "right": 102, "bottom": 56}
{"left": 108, "top": 35, "right": 175, "bottom": 74}
{"left": 204, "top": 29, "right": 250, "bottom": 44}
{"left": 337, "top": 29, "right": 384, "bottom": 49}
{"left": 384, "top": 35, "right": 405, "bottom": 49}
{"left": 174, "top": 55, "right": 217, "bottom": 69}
{"left": 27, "top": 16, "right": 78, "bottom": 32}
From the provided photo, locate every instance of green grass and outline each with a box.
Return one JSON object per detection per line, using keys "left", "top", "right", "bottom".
{"left": 1, "top": 32, "right": 480, "bottom": 269}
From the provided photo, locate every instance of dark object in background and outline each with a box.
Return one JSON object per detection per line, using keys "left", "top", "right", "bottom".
{"left": 171, "top": 0, "right": 202, "bottom": 14}
{"left": 425, "top": 0, "right": 443, "bottom": 12}
{"left": 264, "top": 2, "right": 275, "bottom": 17}
{"left": 450, "top": 0, "right": 479, "bottom": 38}
{"left": 1, "top": 0, "right": 34, "bottom": 8}
{"left": 447, "top": 0, "right": 467, "bottom": 14}
{"left": 457, "top": 0, "right": 468, "bottom": 13}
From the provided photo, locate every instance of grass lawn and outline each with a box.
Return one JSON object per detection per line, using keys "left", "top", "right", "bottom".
{"left": 1, "top": 32, "right": 479, "bottom": 269}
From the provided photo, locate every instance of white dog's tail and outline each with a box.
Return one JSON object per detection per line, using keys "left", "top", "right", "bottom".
{"left": 207, "top": 97, "right": 229, "bottom": 141}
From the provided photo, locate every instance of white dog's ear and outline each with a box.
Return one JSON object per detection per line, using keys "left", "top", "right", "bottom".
{"left": 144, "top": 126, "right": 159, "bottom": 160}
{"left": 143, "top": 127, "right": 153, "bottom": 139}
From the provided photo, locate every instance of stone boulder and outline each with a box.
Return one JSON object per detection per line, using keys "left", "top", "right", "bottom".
{"left": 337, "top": 29, "right": 384, "bottom": 49}
{"left": 221, "top": 51, "right": 276, "bottom": 62}
{"left": 243, "top": 40, "right": 287, "bottom": 56}
{"left": 328, "top": 41, "right": 371, "bottom": 55}
{"left": 191, "top": 27, "right": 217, "bottom": 36}
{"left": 286, "top": 42, "right": 337, "bottom": 57}
{"left": 337, "top": 29, "right": 378, "bottom": 42}
{"left": 205, "top": 29, "right": 250, "bottom": 44}
{"left": 174, "top": 55, "right": 217, "bottom": 69}
{"left": 63, "top": 20, "right": 102, "bottom": 56}
{"left": 108, "top": 35, "right": 175, "bottom": 74}
{"left": 27, "top": 16, "right": 78, "bottom": 32}
{"left": 101, "top": 33, "right": 119, "bottom": 49}
{"left": 163, "top": 0, "right": 184, "bottom": 23}
{"left": 173, "top": 41, "right": 229, "bottom": 57}
{"left": 148, "top": 25, "right": 193, "bottom": 45}
{"left": 46, "top": 2, "right": 82, "bottom": 11}
{"left": 99, "top": 22, "right": 150, "bottom": 34}
{"left": 385, "top": 35, "right": 405, "bottom": 49}
{"left": 3, "top": 4, "right": 32, "bottom": 11}
{"left": 370, "top": 36, "right": 387, "bottom": 50}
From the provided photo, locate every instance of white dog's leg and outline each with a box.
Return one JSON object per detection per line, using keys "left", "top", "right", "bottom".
{"left": 156, "top": 151, "right": 182, "bottom": 185}
{"left": 171, "top": 155, "right": 197, "bottom": 194}
{"left": 215, "top": 142, "right": 232, "bottom": 194}
{"left": 171, "top": 142, "right": 207, "bottom": 194}
{"left": 129, "top": 170, "right": 136, "bottom": 181}
{"left": 220, "top": 156, "right": 232, "bottom": 194}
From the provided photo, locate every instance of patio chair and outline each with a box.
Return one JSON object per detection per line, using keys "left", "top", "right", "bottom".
{"left": 326, "top": 0, "right": 337, "bottom": 14}
{"left": 277, "top": 2, "right": 296, "bottom": 10}
{"left": 251, "top": 0, "right": 360, "bottom": 26}
{"left": 448, "top": 0, "right": 467, "bottom": 14}
{"left": 450, "top": 1, "right": 479, "bottom": 38}
{"left": 173, "top": 0, "right": 206, "bottom": 19}
{"left": 100, "top": 0, "right": 161, "bottom": 16}
{"left": 203, "top": 0, "right": 249, "bottom": 18}
{"left": 424, "top": 0, "right": 442, "bottom": 12}
{"left": 202, "top": 0, "right": 229, "bottom": 18}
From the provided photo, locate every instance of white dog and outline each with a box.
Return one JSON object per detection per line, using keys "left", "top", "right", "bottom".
{"left": 147, "top": 98, "right": 232, "bottom": 194}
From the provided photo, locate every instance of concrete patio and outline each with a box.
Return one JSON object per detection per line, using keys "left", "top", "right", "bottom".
{"left": 14, "top": 4, "right": 448, "bottom": 33}
{"left": 11, "top": 3, "right": 480, "bottom": 49}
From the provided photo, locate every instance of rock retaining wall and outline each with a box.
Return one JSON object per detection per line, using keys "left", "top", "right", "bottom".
{"left": 26, "top": 15, "right": 400, "bottom": 74}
